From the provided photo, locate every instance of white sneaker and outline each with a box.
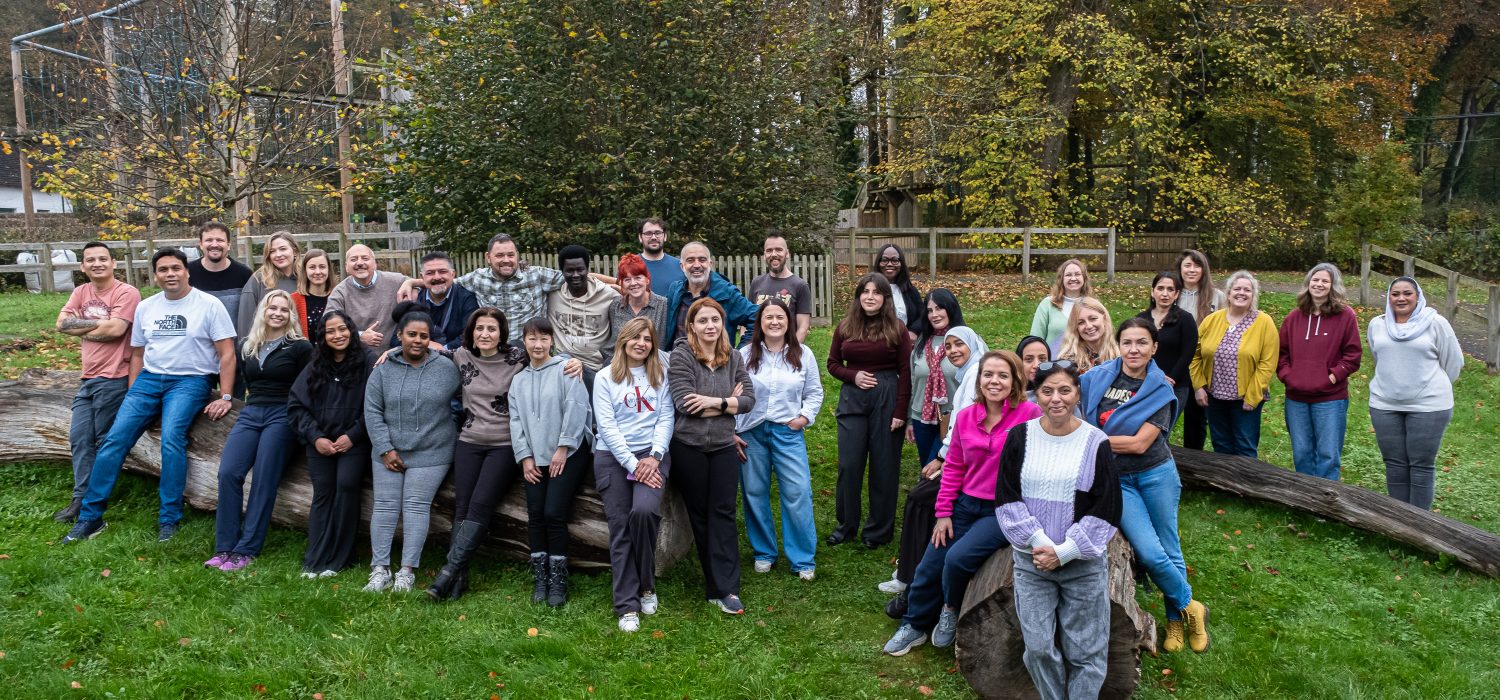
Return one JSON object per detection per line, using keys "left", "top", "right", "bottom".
{"left": 877, "top": 577, "right": 908, "bottom": 594}
{"left": 618, "top": 612, "right": 641, "bottom": 633}
{"left": 640, "top": 591, "right": 659, "bottom": 615}
{"left": 798, "top": 569, "right": 816, "bottom": 581}
{"left": 392, "top": 569, "right": 416, "bottom": 593}
{"left": 318, "top": 569, "right": 339, "bottom": 578}
{"left": 300, "top": 571, "right": 318, "bottom": 580}
{"left": 753, "top": 560, "right": 773, "bottom": 574}
{"left": 363, "top": 567, "right": 392, "bottom": 592}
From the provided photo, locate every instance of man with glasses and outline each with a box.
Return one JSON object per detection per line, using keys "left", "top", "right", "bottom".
{"left": 638, "top": 218, "right": 683, "bottom": 297}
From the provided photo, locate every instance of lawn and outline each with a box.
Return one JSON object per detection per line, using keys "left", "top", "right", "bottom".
{"left": 1, "top": 276, "right": 1498, "bottom": 699}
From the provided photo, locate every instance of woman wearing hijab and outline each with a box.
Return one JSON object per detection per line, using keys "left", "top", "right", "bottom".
{"left": 1368, "top": 277, "right": 1463, "bottom": 509}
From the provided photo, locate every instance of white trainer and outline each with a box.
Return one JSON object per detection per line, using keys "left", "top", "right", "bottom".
{"left": 618, "top": 612, "right": 641, "bottom": 633}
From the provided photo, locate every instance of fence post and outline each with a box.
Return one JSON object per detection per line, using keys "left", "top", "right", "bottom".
{"left": 848, "top": 227, "right": 858, "bottom": 276}
{"left": 1359, "top": 243, "right": 1371, "bottom": 306}
{"left": 1489, "top": 284, "right": 1499, "bottom": 375}
{"left": 928, "top": 227, "right": 938, "bottom": 284}
{"left": 40, "top": 242, "right": 55, "bottom": 294}
{"left": 1106, "top": 227, "right": 1117, "bottom": 283}
{"left": 1403, "top": 255, "right": 1414, "bottom": 279}
{"left": 1021, "top": 228, "right": 1032, "bottom": 283}
{"left": 1445, "top": 270, "right": 1460, "bottom": 321}
{"left": 123, "top": 241, "right": 136, "bottom": 287}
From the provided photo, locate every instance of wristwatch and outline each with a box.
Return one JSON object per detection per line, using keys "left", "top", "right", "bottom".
{"left": 650, "top": 450, "right": 664, "bottom": 461}
{"left": 220, "top": 393, "right": 232, "bottom": 402}
{"left": 720, "top": 398, "right": 728, "bottom": 411}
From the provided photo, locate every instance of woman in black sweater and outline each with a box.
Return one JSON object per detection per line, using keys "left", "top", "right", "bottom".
{"left": 1136, "top": 271, "right": 1198, "bottom": 434}
{"left": 290, "top": 310, "right": 374, "bottom": 577}
{"left": 207, "top": 290, "right": 314, "bottom": 572}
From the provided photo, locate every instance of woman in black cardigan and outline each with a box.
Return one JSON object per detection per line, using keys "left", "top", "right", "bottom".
{"left": 872, "top": 244, "right": 924, "bottom": 335}
{"left": 1136, "top": 271, "right": 1198, "bottom": 436}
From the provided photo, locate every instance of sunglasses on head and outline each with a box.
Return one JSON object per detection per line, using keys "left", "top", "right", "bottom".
{"left": 1035, "top": 359, "right": 1076, "bottom": 372}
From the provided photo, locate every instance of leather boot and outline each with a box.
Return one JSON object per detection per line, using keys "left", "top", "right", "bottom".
{"left": 530, "top": 552, "right": 549, "bottom": 603}
{"left": 426, "top": 520, "right": 485, "bottom": 602}
{"left": 53, "top": 498, "right": 83, "bottom": 523}
{"left": 546, "top": 555, "right": 569, "bottom": 608}
{"left": 884, "top": 589, "right": 909, "bottom": 620}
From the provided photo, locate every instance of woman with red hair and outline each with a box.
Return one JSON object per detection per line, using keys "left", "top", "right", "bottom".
{"left": 604, "top": 253, "right": 671, "bottom": 363}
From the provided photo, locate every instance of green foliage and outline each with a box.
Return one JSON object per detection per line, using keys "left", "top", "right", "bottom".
{"left": 1326, "top": 141, "right": 1422, "bottom": 264}
{"left": 370, "top": 0, "right": 841, "bottom": 255}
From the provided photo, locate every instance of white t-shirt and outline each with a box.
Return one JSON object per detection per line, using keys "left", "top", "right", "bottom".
{"left": 892, "top": 291, "right": 908, "bottom": 324}
{"left": 131, "top": 288, "right": 238, "bottom": 376}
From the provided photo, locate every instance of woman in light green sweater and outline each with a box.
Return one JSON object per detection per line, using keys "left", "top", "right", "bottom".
{"left": 1029, "top": 258, "right": 1091, "bottom": 350}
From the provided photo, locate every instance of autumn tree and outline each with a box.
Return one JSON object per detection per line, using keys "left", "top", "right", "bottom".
{"left": 1327, "top": 141, "right": 1422, "bottom": 263}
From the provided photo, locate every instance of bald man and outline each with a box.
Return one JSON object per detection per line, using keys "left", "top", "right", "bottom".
{"left": 325, "top": 244, "right": 412, "bottom": 348}
{"left": 661, "top": 241, "right": 758, "bottom": 348}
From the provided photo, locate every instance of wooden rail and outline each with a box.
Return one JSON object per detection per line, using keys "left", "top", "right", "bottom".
{"left": 835, "top": 226, "right": 1118, "bottom": 283}
{"left": 1360, "top": 243, "right": 1499, "bottom": 373}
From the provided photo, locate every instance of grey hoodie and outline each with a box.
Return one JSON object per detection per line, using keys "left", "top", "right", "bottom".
{"left": 509, "top": 354, "right": 593, "bottom": 464}
{"left": 364, "top": 349, "right": 460, "bottom": 468}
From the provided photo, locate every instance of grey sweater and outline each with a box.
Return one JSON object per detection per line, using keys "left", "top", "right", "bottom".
{"left": 364, "top": 349, "right": 460, "bottom": 468}
{"left": 508, "top": 355, "right": 593, "bottom": 464}
{"left": 668, "top": 343, "right": 756, "bottom": 451}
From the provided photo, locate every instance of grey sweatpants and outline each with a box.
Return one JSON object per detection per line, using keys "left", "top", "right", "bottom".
{"left": 1012, "top": 551, "right": 1110, "bottom": 700}
{"left": 370, "top": 462, "right": 450, "bottom": 568}
{"left": 1369, "top": 407, "right": 1452, "bottom": 511}
{"left": 596, "top": 448, "right": 672, "bottom": 617}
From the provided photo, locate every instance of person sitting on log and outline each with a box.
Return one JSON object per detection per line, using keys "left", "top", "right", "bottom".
{"left": 289, "top": 310, "right": 375, "bottom": 578}
{"left": 207, "top": 290, "right": 312, "bottom": 572}
{"left": 63, "top": 247, "right": 238, "bottom": 545}
{"left": 883, "top": 350, "right": 1041, "bottom": 656}
{"left": 593, "top": 317, "right": 675, "bottom": 633}
{"left": 1082, "top": 318, "right": 1210, "bottom": 654}
{"left": 997, "top": 360, "right": 1121, "bottom": 700}
{"left": 1055, "top": 296, "right": 1119, "bottom": 373}
{"left": 426, "top": 307, "right": 527, "bottom": 602}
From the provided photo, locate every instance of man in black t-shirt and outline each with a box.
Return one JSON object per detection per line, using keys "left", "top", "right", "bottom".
{"left": 185, "top": 221, "right": 253, "bottom": 334}
{"left": 747, "top": 234, "right": 813, "bottom": 342}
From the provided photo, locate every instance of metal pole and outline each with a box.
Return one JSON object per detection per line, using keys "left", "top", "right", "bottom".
{"left": 11, "top": 45, "right": 36, "bottom": 233}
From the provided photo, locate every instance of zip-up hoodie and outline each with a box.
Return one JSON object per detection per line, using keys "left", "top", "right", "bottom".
{"left": 1277, "top": 306, "right": 1362, "bottom": 403}
{"left": 363, "top": 349, "right": 460, "bottom": 468}
{"left": 509, "top": 355, "right": 593, "bottom": 464}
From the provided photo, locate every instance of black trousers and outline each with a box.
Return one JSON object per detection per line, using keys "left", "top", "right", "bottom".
{"left": 896, "top": 475, "right": 941, "bottom": 584}
{"left": 671, "top": 440, "right": 741, "bottom": 600}
{"left": 302, "top": 444, "right": 370, "bottom": 573}
{"left": 1183, "top": 395, "right": 1209, "bottom": 451}
{"left": 452, "top": 440, "right": 521, "bottom": 529}
{"left": 833, "top": 372, "right": 904, "bottom": 545}
{"left": 524, "top": 445, "right": 591, "bottom": 554}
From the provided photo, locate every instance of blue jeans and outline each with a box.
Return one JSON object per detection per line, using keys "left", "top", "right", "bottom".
{"left": 739, "top": 421, "right": 817, "bottom": 572}
{"left": 69, "top": 376, "right": 129, "bottom": 499}
{"left": 903, "top": 493, "right": 1009, "bottom": 631}
{"left": 1285, "top": 398, "right": 1348, "bottom": 480}
{"left": 1206, "top": 396, "right": 1263, "bottom": 458}
{"left": 214, "top": 403, "right": 296, "bottom": 556}
{"left": 79, "top": 372, "right": 212, "bottom": 525}
{"left": 1118, "top": 459, "right": 1192, "bottom": 620}
{"left": 912, "top": 420, "right": 942, "bottom": 466}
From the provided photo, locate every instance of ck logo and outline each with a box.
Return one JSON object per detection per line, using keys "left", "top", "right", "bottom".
{"left": 153, "top": 314, "right": 188, "bottom": 336}
{"left": 623, "top": 386, "right": 655, "bottom": 412}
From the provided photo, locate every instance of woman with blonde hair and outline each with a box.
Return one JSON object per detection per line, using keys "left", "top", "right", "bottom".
{"left": 1191, "top": 270, "right": 1278, "bottom": 457}
{"left": 293, "top": 247, "right": 340, "bottom": 339}
{"left": 238, "top": 231, "right": 301, "bottom": 333}
{"left": 1056, "top": 297, "right": 1119, "bottom": 373}
{"left": 1029, "top": 258, "right": 1091, "bottom": 349}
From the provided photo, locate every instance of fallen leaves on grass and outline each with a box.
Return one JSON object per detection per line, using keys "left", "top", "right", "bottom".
{"left": 1265, "top": 566, "right": 1281, "bottom": 575}
{"left": 61, "top": 658, "right": 76, "bottom": 669}
{"left": 918, "top": 685, "right": 934, "bottom": 696}
{"left": 526, "top": 627, "right": 538, "bottom": 637}
{"left": 100, "top": 569, "right": 110, "bottom": 578}
{"left": 70, "top": 681, "right": 82, "bottom": 689}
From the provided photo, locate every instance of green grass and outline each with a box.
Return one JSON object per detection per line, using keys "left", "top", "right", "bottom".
{"left": 2, "top": 279, "right": 1498, "bottom": 699}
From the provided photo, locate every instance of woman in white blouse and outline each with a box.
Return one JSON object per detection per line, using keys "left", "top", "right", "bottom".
{"left": 735, "top": 297, "right": 825, "bottom": 580}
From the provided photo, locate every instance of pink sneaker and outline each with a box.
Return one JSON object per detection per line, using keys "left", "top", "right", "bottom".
{"left": 204, "top": 552, "right": 231, "bottom": 569}
{"left": 217, "top": 554, "right": 253, "bottom": 572}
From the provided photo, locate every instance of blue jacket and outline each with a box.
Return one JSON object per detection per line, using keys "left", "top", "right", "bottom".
{"left": 1079, "top": 357, "right": 1177, "bottom": 437}
{"left": 662, "top": 272, "right": 759, "bottom": 349}
{"left": 390, "top": 283, "right": 479, "bottom": 351}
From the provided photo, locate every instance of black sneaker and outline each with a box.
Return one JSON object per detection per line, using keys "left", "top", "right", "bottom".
{"left": 63, "top": 519, "right": 107, "bottom": 544}
{"left": 158, "top": 522, "right": 179, "bottom": 542}
{"left": 52, "top": 498, "right": 82, "bottom": 523}
{"left": 711, "top": 594, "right": 745, "bottom": 615}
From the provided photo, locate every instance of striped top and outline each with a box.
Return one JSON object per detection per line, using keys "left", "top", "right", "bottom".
{"left": 996, "top": 420, "right": 1121, "bottom": 566}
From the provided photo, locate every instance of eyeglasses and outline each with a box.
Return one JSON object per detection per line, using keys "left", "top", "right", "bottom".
{"left": 641, "top": 231, "right": 666, "bottom": 238}
{"left": 1035, "top": 360, "right": 1076, "bottom": 372}
{"left": 879, "top": 257, "right": 902, "bottom": 264}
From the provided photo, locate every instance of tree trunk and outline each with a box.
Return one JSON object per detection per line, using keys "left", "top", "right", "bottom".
{"left": 0, "top": 369, "right": 692, "bottom": 574}
{"left": 1170, "top": 446, "right": 1500, "bottom": 578}
{"left": 955, "top": 536, "right": 1155, "bottom": 700}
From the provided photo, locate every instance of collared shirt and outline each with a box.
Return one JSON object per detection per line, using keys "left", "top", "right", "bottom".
{"left": 455, "top": 265, "right": 565, "bottom": 336}
{"left": 349, "top": 270, "right": 381, "bottom": 290}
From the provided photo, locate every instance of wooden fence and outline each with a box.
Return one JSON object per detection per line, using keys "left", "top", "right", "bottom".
{"left": 834, "top": 227, "right": 1120, "bottom": 283}
{"left": 1360, "top": 243, "right": 1499, "bottom": 373}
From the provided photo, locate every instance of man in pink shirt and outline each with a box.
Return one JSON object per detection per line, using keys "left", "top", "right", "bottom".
{"left": 52, "top": 242, "right": 141, "bottom": 522}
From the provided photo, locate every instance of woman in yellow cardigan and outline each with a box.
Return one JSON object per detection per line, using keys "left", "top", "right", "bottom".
{"left": 1190, "top": 271, "right": 1279, "bottom": 457}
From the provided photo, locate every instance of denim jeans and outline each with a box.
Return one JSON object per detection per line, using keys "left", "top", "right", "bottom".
{"left": 1118, "top": 459, "right": 1192, "bottom": 619}
{"left": 739, "top": 421, "right": 817, "bottom": 572}
{"left": 214, "top": 403, "right": 296, "bottom": 556}
{"left": 79, "top": 372, "right": 212, "bottom": 525}
{"left": 1285, "top": 398, "right": 1348, "bottom": 480}
{"left": 903, "top": 493, "right": 1008, "bottom": 631}
{"left": 68, "top": 376, "right": 129, "bottom": 499}
{"left": 1206, "top": 396, "right": 1263, "bottom": 458}
{"left": 1013, "top": 551, "right": 1110, "bottom": 700}
{"left": 912, "top": 420, "right": 942, "bottom": 466}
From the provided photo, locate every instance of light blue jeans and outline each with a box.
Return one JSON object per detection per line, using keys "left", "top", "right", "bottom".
{"left": 1285, "top": 398, "right": 1348, "bottom": 480}
{"left": 739, "top": 421, "right": 817, "bottom": 572}
{"left": 1118, "top": 458, "right": 1192, "bottom": 620}
{"left": 79, "top": 372, "right": 212, "bottom": 525}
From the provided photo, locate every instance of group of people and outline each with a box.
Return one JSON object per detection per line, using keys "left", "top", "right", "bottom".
{"left": 49, "top": 221, "right": 1465, "bottom": 692}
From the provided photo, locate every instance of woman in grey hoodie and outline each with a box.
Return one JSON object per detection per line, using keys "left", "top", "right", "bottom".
{"left": 362, "top": 308, "right": 461, "bottom": 594}
{"left": 510, "top": 316, "right": 593, "bottom": 607}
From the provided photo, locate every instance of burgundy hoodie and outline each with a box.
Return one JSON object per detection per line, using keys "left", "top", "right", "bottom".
{"left": 1277, "top": 305, "right": 1362, "bottom": 402}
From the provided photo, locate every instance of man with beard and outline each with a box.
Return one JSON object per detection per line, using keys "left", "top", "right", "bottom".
{"left": 748, "top": 234, "right": 813, "bottom": 342}
{"left": 547, "top": 245, "right": 619, "bottom": 373}
{"left": 186, "top": 222, "right": 253, "bottom": 333}
{"left": 638, "top": 217, "right": 683, "bottom": 297}
{"left": 662, "top": 241, "right": 758, "bottom": 348}
{"left": 326, "top": 244, "right": 411, "bottom": 349}
{"left": 400, "top": 251, "right": 478, "bottom": 352}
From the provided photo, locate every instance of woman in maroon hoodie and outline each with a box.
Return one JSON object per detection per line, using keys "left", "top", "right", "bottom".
{"left": 1277, "top": 263, "right": 1362, "bottom": 480}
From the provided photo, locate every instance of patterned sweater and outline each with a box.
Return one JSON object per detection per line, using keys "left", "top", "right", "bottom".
{"left": 997, "top": 420, "right": 1121, "bottom": 566}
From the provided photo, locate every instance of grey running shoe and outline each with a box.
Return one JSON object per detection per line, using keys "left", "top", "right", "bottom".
{"left": 931, "top": 609, "right": 958, "bottom": 648}
{"left": 883, "top": 624, "right": 927, "bottom": 656}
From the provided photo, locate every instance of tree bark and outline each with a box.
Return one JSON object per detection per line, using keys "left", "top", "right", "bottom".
{"left": 955, "top": 536, "right": 1155, "bottom": 700}
{"left": 0, "top": 369, "right": 692, "bottom": 573}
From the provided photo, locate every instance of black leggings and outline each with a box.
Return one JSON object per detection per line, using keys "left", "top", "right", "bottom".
{"left": 303, "top": 444, "right": 370, "bottom": 573}
{"left": 452, "top": 441, "right": 521, "bottom": 529}
{"left": 896, "top": 475, "right": 941, "bottom": 584}
{"left": 671, "top": 439, "right": 741, "bottom": 600}
{"left": 525, "top": 445, "right": 591, "bottom": 554}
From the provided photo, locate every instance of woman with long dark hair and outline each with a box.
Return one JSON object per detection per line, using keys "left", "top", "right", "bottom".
{"left": 1176, "top": 250, "right": 1224, "bottom": 450}
{"left": 826, "top": 273, "right": 912, "bottom": 549}
{"left": 1137, "top": 271, "right": 1198, "bottom": 436}
{"left": 908, "top": 288, "right": 964, "bottom": 466}
{"left": 291, "top": 310, "right": 373, "bottom": 577}
{"left": 1278, "top": 263, "right": 1362, "bottom": 480}
{"left": 872, "top": 244, "right": 924, "bottom": 333}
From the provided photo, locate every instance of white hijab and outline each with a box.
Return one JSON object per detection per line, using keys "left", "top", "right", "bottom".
{"left": 1383, "top": 276, "right": 1437, "bottom": 342}
{"left": 944, "top": 326, "right": 990, "bottom": 412}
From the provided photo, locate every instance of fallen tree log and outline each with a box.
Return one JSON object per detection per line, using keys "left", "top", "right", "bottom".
{"left": 0, "top": 369, "right": 692, "bottom": 574}
{"left": 955, "top": 536, "right": 1155, "bottom": 700}
{"left": 1171, "top": 446, "right": 1500, "bottom": 578}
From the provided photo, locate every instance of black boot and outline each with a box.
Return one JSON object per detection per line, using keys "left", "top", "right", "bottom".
{"left": 52, "top": 498, "right": 82, "bottom": 523}
{"left": 546, "top": 555, "right": 569, "bottom": 608}
{"left": 426, "top": 520, "right": 485, "bottom": 602}
{"left": 529, "top": 552, "right": 549, "bottom": 603}
{"left": 885, "top": 589, "right": 909, "bottom": 620}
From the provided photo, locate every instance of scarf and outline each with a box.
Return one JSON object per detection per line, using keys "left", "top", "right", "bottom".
{"left": 921, "top": 324, "right": 949, "bottom": 422}
{"left": 1384, "top": 276, "right": 1438, "bottom": 342}
{"left": 944, "top": 326, "right": 989, "bottom": 412}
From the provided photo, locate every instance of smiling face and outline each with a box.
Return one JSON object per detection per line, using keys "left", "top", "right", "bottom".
{"left": 199, "top": 227, "right": 229, "bottom": 263}
{"left": 978, "top": 356, "right": 1014, "bottom": 405}
{"left": 1061, "top": 263, "right": 1085, "bottom": 294}
{"left": 1152, "top": 277, "right": 1179, "bottom": 309}
{"left": 878, "top": 247, "right": 902, "bottom": 281}
{"left": 154, "top": 256, "right": 188, "bottom": 296}
{"left": 345, "top": 245, "right": 376, "bottom": 283}
{"left": 763, "top": 236, "right": 789, "bottom": 275}
{"left": 304, "top": 255, "right": 330, "bottom": 289}
{"left": 758, "top": 303, "right": 789, "bottom": 344}
{"left": 323, "top": 315, "right": 351, "bottom": 354}
{"left": 691, "top": 306, "right": 723, "bottom": 345}
{"left": 1307, "top": 270, "right": 1332, "bottom": 305}
{"left": 1228, "top": 277, "right": 1255, "bottom": 311}
{"left": 400, "top": 321, "right": 431, "bottom": 360}
{"left": 681, "top": 243, "right": 712, "bottom": 287}
{"left": 262, "top": 294, "right": 292, "bottom": 333}
{"left": 621, "top": 272, "right": 650, "bottom": 301}
{"left": 1036, "top": 371, "right": 1080, "bottom": 419}
{"left": 1388, "top": 280, "right": 1418, "bottom": 318}
{"left": 1119, "top": 326, "right": 1156, "bottom": 374}
{"left": 81, "top": 246, "right": 116, "bottom": 284}
{"left": 421, "top": 257, "right": 454, "bottom": 296}
{"left": 858, "top": 282, "right": 885, "bottom": 316}
{"left": 488, "top": 240, "right": 519, "bottom": 278}
{"left": 1077, "top": 308, "right": 1106, "bottom": 343}
{"left": 1180, "top": 256, "right": 1203, "bottom": 287}
{"left": 472, "top": 315, "right": 501, "bottom": 353}
{"left": 927, "top": 299, "right": 949, "bottom": 331}
{"left": 562, "top": 257, "right": 590, "bottom": 296}
{"left": 1019, "top": 340, "right": 1049, "bottom": 381}
{"left": 625, "top": 328, "right": 654, "bottom": 363}
{"left": 524, "top": 330, "right": 553, "bottom": 363}
{"left": 267, "top": 238, "right": 297, "bottom": 276}
{"left": 945, "top": 335, "right": 971, "bottom": 367}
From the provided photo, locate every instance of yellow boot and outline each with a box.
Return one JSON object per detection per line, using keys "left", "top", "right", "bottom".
{"left": 1184, "top": 599, "right": 1211, "bottom": 653}
{"left": 1162, "top": 618, "right": 1185, "bottom": 653}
